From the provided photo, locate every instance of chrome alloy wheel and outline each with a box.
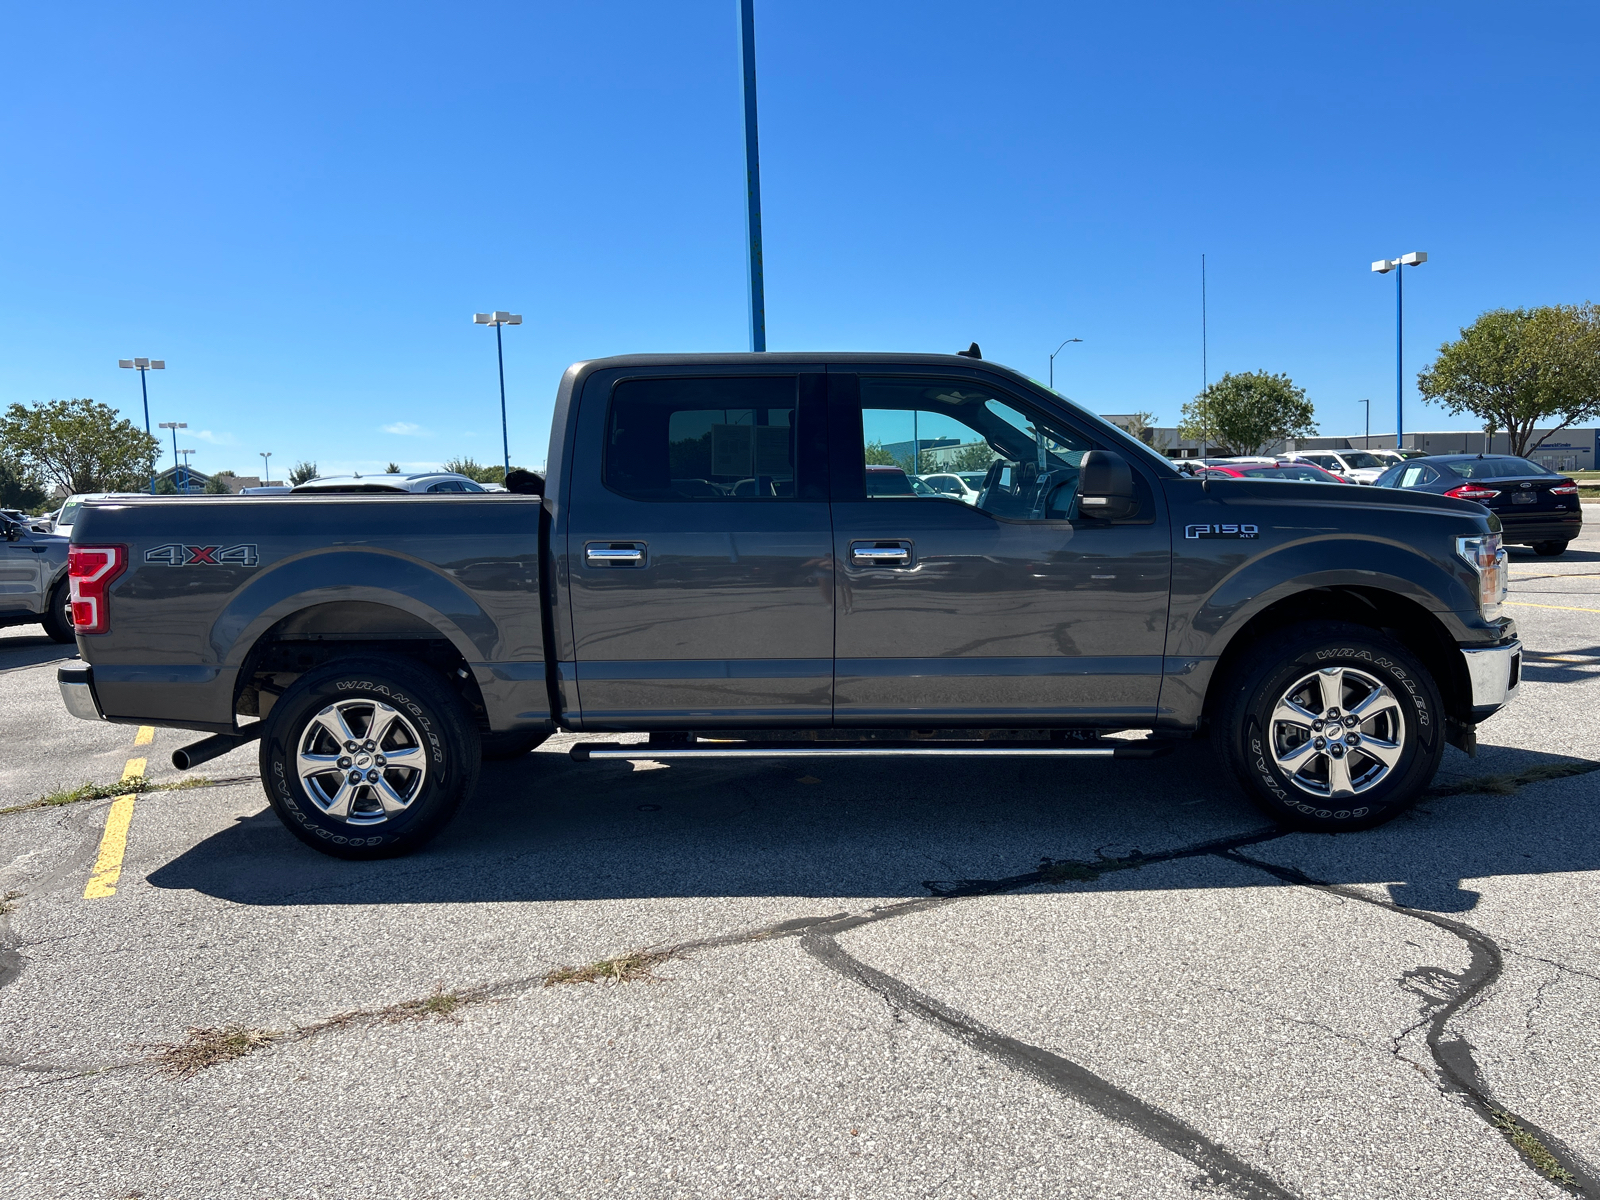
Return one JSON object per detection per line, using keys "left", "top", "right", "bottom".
{"left": 1269, "top": 666, "right": 1406, "bottom": 799}
{"left": 296, "top": 700, "right": 428, "bottom": 825}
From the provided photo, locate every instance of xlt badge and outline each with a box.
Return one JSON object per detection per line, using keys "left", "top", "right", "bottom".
{"left": 1185, "top": 524, "right": 1259, "bottom": 540}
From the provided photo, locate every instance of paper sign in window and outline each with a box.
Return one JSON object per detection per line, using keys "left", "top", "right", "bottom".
{"left": 712, "top": 423, "right": 792, "bottom": 477}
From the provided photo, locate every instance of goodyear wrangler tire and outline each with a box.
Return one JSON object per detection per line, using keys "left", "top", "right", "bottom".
{"left": 1216, "top": 621, "right": 1444, "bottom": 832}
{"left": 260, "top": 656, "right": 481, "bottom": 859}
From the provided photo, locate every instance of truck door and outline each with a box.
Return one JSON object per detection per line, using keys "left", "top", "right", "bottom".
{"left": 0, "top": 523, "right": 47, "bottom": 618}
{"left": 563, "top": 368, "right": 833, "bottom": 729}
{"left": 829, "top": 371, "right": 1171, "bottom": 726}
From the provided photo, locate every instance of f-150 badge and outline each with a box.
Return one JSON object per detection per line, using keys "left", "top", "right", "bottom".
{"left": 1185, "top": 524, "right": 1258, "bottom": 539}
{"left": 145, "top": 543, "right": 259, "bottom": 566}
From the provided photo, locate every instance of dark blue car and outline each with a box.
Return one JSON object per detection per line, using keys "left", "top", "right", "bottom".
{"left": 1372, "top": 453, "right": 1583, "bottom": 555}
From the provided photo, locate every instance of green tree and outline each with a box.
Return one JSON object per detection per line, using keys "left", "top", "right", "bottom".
{"left": 288, "top": 460, "right": 319, "bottom": 486}
{"left": 1178, "top": 371, "right": 1316, "bottom": 457}
{"left": 385, "top": 462, "right": 401, "bottom": 474}
{"left": 921, "top": 443, "right": 995, "bottom": 473}
{"left": 203, "top": 470, "right": 235, "bottom": 495}
{"left": 440, "top": 456, "right": 507, "bottom": 484}
{"left": 1418, "top": 303, "right": 1600, "bottom": 457}
{"left": 864, "top": 441, "right": 906, "bottom": 470}
{"left": 0, "top": 460, "right": 47, "bottom": 512}
{"left": 0, "top": 398, "right": 161, "bottom": 494}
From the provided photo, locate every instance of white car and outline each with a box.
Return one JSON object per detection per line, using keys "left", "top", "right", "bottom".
{"left": 1278, "top": 451, "right": 1389, "bottom": 485}
{"left": 51, "top": 492, "right": 150, "bottom": 540}
{"left": 291, "top": 472, "right": 493, "bottom": 494}
{"left": 918, "top": 473, "right": 983, "bottom": 504}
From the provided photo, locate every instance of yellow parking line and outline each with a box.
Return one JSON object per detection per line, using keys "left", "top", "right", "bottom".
{"left": 1506, "top": 601, "right": 1600, "bottom": 614}
{"left": 133, "top": 726, "right": 154, "bottom": 746}
{"left": 83, "top": 756, "right": 147, "bottom": 901}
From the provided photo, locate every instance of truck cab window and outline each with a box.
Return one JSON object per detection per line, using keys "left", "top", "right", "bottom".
{"left": 860, "top": 379, "right": 1091, "bottom": 520}
{"left": 606, "top": 376, "right": 798, "bottom": 501}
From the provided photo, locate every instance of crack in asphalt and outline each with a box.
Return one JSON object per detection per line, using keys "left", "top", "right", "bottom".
{"left": 1223, "top": 850, "right": 1600, "bottom": 1196}
{"left": 799, "top": 899, "right": 1300, "bottom": 1200}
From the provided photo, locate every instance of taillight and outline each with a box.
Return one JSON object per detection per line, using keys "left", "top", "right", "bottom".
{"left": 1550, "top": 484, "right": 1579, "bottom": 495}
{"left": 1444, "top": 484, "right": 1500, "bottom": 502}
{"left": 68, "top": 545, "right": 126, "bottom": 635}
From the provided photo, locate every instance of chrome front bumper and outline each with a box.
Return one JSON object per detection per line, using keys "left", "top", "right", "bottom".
{"left": 58, "top": 660, "right": 105, "bottom": 722}
{"left": 1462, "top": 640, "right": 1521, "bottom": 713}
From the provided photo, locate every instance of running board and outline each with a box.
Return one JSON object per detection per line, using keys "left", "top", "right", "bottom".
{"left": 569, "top": 739, "right": 1171, "bottom": 762}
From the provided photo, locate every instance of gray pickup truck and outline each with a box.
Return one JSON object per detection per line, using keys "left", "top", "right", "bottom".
{"left": 56, "top": 352, "right": 1521, "bottom": 857}
{"left": 2, "top": 514, "right": 71, "bottom": 642}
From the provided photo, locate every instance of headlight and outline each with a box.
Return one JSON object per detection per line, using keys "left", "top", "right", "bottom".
{"left": 1456, "top": 534, "right": 1506, "bottom": 621}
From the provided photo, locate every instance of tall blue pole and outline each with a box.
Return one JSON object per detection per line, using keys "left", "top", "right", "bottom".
{"left": 1395, "top": 265, "right": 1404, "bottom": 449}
{"left": 140, "top": 369, "right": 154, "bottom": 494}
{"left": 169, "top": 424, "right": 180, "bottom": 494}
{"left": 495, "top": 321, "right": 510, "bottom": 477}
{"left": 738, "top": 0, "right": 766, "bottom": 352}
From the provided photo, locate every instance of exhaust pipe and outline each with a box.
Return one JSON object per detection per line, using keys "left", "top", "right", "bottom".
{"left": 172, "top": 725, "right": 262, "bottom": 771}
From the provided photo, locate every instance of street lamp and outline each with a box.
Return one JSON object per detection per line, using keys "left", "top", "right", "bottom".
{"left": 159, "top": 422, "right": 187, "bottom": 494}
{"left": 1048, "top": 338, "right": 1082, "bottom": 390}
{"left": 260, "top": 451, "right": 272, "bottom": 486}
{"left": 178, "top": 449, "right": 196, "bottom": 492}
{"left": 473, "top": 312, "right": 522, "bottom": 478}
{"left": 1358, "top": 398, "right": 1370, "bottom": 449}
{"left": 1371, "top": 251, "right": 1427, "bottom": 448}
{"left": 118, "top": 357, "right": 166, "bottom": 493}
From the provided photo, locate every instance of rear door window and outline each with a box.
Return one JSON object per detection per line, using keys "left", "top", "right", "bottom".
{"left": 606, "top": 377, "right": 799, "bottom": 501}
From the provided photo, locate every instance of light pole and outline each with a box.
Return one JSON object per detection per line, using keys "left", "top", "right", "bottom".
{"left": 260, "top": 451, "right": 272, "bottom": 486}
{"left": 473, "top": 312, "right": 522, "bottom": 478}
{"left": 1048, "top": 338, "right": 1082, "bottom": 390}
{"left": 118, "top": 358, "right": 166, "bottom": 493}
{"left": 178, "top": 449, "right": 196, "bottom": 492}
{"left": 1371, "top": 252, "right": 1427, "bottom": 449}
{"left": 159, "top": 422, "right": 187, "bottom": 494}
{"left": 738, "top": 0, "right": 766, "bottom": 352}
{"left": 1358, "top": 398, "right": 1370, "bottom": 449}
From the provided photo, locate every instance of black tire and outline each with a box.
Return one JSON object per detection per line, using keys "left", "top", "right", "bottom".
{"left": 479, "top": 729, "right": 551, "bottom": 760}
{"left": 1532, "top": 541, "right": 1568, "bottom": 557}
{"left": 1215, "top": 621, "right": 1445, "bottom": 832}
{"left": 260, "top": 656, "right": 481, "bottom": 859}
{"left": 41, "top": 579, "right": 74, "bottom": 643}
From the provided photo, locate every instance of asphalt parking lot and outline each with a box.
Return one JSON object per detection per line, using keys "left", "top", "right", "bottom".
{"left": 3, "top": 526, "right": 1598, "bottom": 1200}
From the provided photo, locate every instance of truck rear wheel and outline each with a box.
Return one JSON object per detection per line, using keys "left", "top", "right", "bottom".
{"left": 1216, "top": 621, "right": 1444, "bottom": 832}
{"left": 259, "top": 656, "right": 481, "bottom": 859}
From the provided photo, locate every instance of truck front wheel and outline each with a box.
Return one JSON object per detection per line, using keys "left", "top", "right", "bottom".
{"left": 259, "top": 656, "right": 481, "bottom": 859}
{"left": 1216, "top": 622, "right": 1445, "bottom": 832}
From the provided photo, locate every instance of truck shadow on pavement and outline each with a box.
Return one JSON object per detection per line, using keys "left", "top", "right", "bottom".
{"left": 147, "top": 738, "right": 1600, "bottom": 916}
{"left": 0, "top": 631, "right": 77, "bottom": 673}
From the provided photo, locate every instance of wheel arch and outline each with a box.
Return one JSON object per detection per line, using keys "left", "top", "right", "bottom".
{"left": 1202, "top": 585, "right": 1473, "bottom": 729}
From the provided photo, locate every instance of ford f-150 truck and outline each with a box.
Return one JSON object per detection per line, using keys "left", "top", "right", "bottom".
{"left": 56, "top": 352, "right": 1521, "bottom": 858}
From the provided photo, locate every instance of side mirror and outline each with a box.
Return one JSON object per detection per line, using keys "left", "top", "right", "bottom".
{"left": 1077, "top": 450, "right": 1137, "bottom": 519}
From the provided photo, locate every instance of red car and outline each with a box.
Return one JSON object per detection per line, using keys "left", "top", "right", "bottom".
{"left": 1198, "top": 462, "right": 1353, "bottom": 485}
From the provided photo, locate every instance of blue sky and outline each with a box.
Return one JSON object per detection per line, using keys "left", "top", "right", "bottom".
{"left": 3, "top": 1, "right": 1596, "bottom": 478}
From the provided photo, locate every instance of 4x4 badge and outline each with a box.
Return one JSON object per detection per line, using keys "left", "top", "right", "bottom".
{"left": 145, "top": 543, "right": 259, "bottom": 567}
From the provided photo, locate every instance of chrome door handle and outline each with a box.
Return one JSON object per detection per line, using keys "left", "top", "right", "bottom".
{"left": 850, "top": 541, "right": 912, "bottom": 567}
{"left": 585, "top": 544, "right": 645, "bottom": 567}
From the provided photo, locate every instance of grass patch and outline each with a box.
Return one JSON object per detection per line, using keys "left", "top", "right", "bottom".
{"left": 0, "top": 889, "right": 21, "bottom": 915}
{"left": 1429, "top": 760, "right": 1600, "bottom": 798}
{"left": 1489, "top": 1109, "right": 1578, "bottom": 1187}
{"left": 147, "top": 1025, "right": 279, "bottom": 1079}
{"left": 1038, "top": 851, "right": 1149, "bottom": 885}
{"left": 141, "top": 985, "right": 490, "bottom": 1078}
{"left": 543, "top": 949, "right": 679, "bottom": 988}
{"left": 1, "top": 775, "right": 219, "bottom": 817}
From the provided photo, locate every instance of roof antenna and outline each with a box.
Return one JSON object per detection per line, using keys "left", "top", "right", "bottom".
{"left": 956, "top": 342, "right": 982, "bottom": 359}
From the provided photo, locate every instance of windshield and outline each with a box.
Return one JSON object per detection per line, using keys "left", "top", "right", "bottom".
{"left": 59, "top": 502, "right": 82, "bottom": 527}
{"left": 1340, "top": 452, "right": 1384, "bottom": 469}
{"left": 1442, "top": 456, "right": 1553, "bottom": 480}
